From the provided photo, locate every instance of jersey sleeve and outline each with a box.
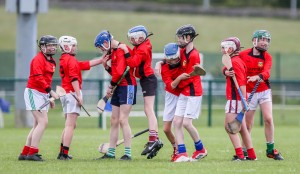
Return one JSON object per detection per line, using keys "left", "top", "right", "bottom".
{"left": 111, "top": 50, "right": 127, "bottom": 86}
{"left": 78, "top": 61, "right": 91, "bottom": 71}
{"left": 161, "top": 65, "right": 174, "bottom": 90}
{"left": 259, "top": 52, "right": 272, "bottom": 80}
{"left": 125, "top": 48, "right": 145, "bottom": 68}
{"left": 232, "top": 60, "right": 246, "bottom": 86}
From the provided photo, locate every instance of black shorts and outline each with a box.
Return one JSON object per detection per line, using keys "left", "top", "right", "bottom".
{"left": 140, "top": 74, "right": 157, "bottom": 97}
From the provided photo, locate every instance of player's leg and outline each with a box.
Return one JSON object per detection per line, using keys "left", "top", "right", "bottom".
{"left": 119, "top": 104, "right": 133, "bottom": 160}
{"left": 172, "top": 94, "right": 189, "bottom": 162}
{"left": 23, "top": 88, "right": 49, "bottom": 161}
{"left": 225, "top": 112, "right": 245, "bottom": 161}
{"left": 140, "top": 76, "right": 162, "bottom": 157}
{"left": 18, "top": 119, "right": 37, "bottom": 160}
{"left": 259, "top": 89, "right": 283, "bottom": 160}
{"left": 239, "top": 119, "right": 257, "bottom": 160}
{"left": 163, "top": 92, "right": 178, "bottom": 161}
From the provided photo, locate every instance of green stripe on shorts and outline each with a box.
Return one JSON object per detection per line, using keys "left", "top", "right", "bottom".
{"left": 28, "top": 89, "right": 36, "bottom": 110}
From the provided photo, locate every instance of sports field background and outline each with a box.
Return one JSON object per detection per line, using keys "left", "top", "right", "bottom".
{"left": 0, "top": 5, "right": 300, "bottom": 174}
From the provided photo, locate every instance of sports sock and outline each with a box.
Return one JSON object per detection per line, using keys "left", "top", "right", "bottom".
{"left": 242, "top": 147, "right": 248, "bottom": 157}
{"left": 28, "top": 146, "right": 39, "bottom": 155}
{"left": 235, "top": 147, "right": 244, "bottom": 159}
{"left": 60, "top": 143, "right": 63, "bottom": 154}
{"left": 194, "top": 140, "right": 203, "bottom": 151}
{"left": 149, "top": 130, "right": 158, "bottom": 142}
{"left": 21, "top": 145, "right": 30, "bottom": 155}
{"left": 178, "top": 144, "right": 186, "bottom": 154}
{"left": 124, "top": 147, "right": 131, "bottom": 157}
{"left": 266, "top": 142, "right": 274, "bottom": 154}
{"left": 62, "top": 146, "right": 69, "bottom": 157}
{"left": 107, "top": 148, "right": 116, "bottom": 157}
{"left": 247, "top": 148, "right": 256, "bottom": 159}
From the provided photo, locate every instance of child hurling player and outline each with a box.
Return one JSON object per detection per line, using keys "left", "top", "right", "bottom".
{"left": 118, "top": 25, "right": 163, "bottom": 159}
{"left": 19, "top": 35, "right": 60, "bottom": 161}
{"left": 94, "top": 30, "right": 137, "bottom": 160}
{"left": 221, "top": 37, "right": 257, "bottom": 161}
{"left": 57, "top": 36, "right": 103, "bottom": 160}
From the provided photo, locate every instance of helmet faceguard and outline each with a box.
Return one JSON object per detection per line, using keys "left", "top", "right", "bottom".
{"left": 164, "top": 43, "right": 180, "bottom": 66}
{"left": 220, "top": 37, "right": 241, "bottom": 55}
{"left": 127, "top": 25, "right": 148, "bottom": 46}
{"left": 38, "top": 35, "right": 58, "bottom": 57}
{"left": 94, "top": 30, "right": 113, "bottom": 54}
{"left": 252, "top": 30, "right": 271, "bottom": 52}
{"left": 176, "top": 24, "right": 198, "bottom": 48}
{"left": 59, "top": 36, "right": 78, "bottom": 55}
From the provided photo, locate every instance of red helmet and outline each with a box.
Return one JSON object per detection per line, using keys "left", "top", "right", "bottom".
{"left": 221, "top": 37, "right": 241, "bottom": 52}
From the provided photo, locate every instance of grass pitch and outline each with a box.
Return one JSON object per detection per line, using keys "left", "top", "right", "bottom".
{"left": 0, "top": 108, "right": 299, "bottom": 174}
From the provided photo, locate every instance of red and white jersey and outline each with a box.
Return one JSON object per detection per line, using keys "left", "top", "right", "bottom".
{"left": 177, "top": 47, "right": 203, "bottom": 96}
{"left": 27, "top": 52, "right": 56, "bottom": 93}
{"left": 161, "top": 63, "right": 182, "bottom": 96}
{"left": 224, "top": 55, "right": 247, "bottom": 100}
{"left": 240, "top": 48, "right": 272, "bottom": 93}
{"left": 59, "top": 53, "right": 90, "bottom": 93}
{"left": 108, "top": 46, "right": 137, "bottom": 87}
{"left": 125, "top": 39, "right": 154, "bottom": 79}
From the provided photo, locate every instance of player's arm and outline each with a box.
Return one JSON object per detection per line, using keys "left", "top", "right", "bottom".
{"left": 259, "top": 53, "right": 272, "bottom": 80}
{"left": 171, "top": 73, "right": 190, "bottom": 89}
{"left": 124, "top": 48, "right": 145, "bottom": 68}
{"left": 78, "top": 61, "right": 91, "bottom": 71}
{"left": 69, "top": 61, "right": 83, "bottom": 105}
{"left": 155, "top": 59, "right": 166, "bottom": 76}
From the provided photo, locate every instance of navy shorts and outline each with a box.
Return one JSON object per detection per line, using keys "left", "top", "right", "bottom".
{"left": 111, "top": 85, "right": 137, "bottom": 107}
{"left": 140, "top": 74, "right": 157, "bottom": 97}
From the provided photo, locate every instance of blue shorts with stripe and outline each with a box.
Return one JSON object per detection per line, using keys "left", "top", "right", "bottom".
{"left": 111, "top": 85, "right": 137, "bottom": 107}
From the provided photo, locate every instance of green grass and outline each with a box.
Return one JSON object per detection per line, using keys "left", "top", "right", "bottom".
{"left": 0, "top": 107, "right": 300, "bottom": 174}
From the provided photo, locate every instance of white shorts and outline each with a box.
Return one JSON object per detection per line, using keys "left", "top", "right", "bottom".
{"left": 163, "top": 91, "right": 179, "bottom": 121}
{"left": 174, "top": 94, "right": 202, "bottom": 119}
{"left": 24, "top": 88, "right": 49, "bottom": 111}
{"left": 248, "top": 89, "right": 272, "bottom": 110}
{"left": 225, "top": 100, "right": 243, "bottom": 114}
{"left": 60, "top": 91, "right": 82, "bottom": 115}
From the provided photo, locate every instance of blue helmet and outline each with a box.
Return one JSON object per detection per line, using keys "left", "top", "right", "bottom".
{"left": 127, "top": 25, "right": 148, "bottom": 46}
{"left": 164, "top": 43, "right": 180, "bottom": 60}
{"left": 94, "top": 30, "right": 112, "bottom": 51}
{"left": 164, "top": 43, "right": 180, "bottom": 65}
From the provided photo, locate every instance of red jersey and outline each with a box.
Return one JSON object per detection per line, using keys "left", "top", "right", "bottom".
{"left": 27, "top": 52, "right": 56, "bottom": 93}
{"left": 161, "top": 63, "right": 182, "bottom": 96}
{"left": 224, "top": 55, "right": 247, "bottom": 100}
{"left": 177, "top": 48, "right": 203, "bottom": 96}
{"left": 125, "top": 39, "right": 154, "bottom": 79}
{"left": 59, "top": 53, "right": 91, "bottom": 93}
{"left": 107, "top": 46, "right": 137, "bottom": 87}
{"left": 240, "top": 48, "right": 272, "bottom": 92}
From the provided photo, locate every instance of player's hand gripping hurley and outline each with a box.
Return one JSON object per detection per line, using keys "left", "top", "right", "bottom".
{"left": 97, "top": 66, "right": 130, "bottom": 114}
{"left": 38, "top": 86, "right": 66, "bottom": 112}
{"left": 71, "top": 93, "right": 91, "bottom": 117}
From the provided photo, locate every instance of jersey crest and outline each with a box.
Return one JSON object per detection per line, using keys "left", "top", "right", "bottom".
{"left": 258, "top": 62, "right": 263, "bottom": 67}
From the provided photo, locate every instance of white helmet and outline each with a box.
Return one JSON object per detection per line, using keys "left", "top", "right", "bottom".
{"left": 59, "top": 36, "right": 78, "bottom": 55}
